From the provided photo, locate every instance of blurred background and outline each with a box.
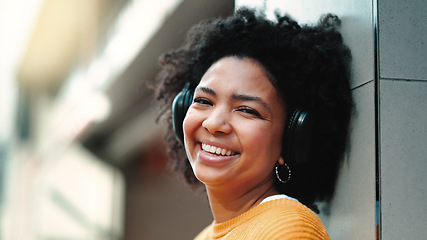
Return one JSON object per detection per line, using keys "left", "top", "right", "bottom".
{"left": 2, "top": 0, "right": 426, "bottom": 239}
{"left": 0, "top": 0, "right": 233, "bottom": 239}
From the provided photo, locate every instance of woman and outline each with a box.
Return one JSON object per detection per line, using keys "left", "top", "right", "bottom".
{"left": 155, "top": 8, "right": 352, "bottom": 239}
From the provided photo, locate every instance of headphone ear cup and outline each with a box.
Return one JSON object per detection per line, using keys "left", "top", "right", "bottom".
{"left": 172, "top": 83, "right": 194, "bottom": 142}
{"left": 285, "top": 109, "right": 316, "bottom": 165}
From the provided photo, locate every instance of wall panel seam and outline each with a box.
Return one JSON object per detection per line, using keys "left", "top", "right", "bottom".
{"left": 351, "top": 79, "right": 374, "bottom": 91}
{"left": 373, "top": 0, "right": 382, "bottom": 239}
{"left": 379, "top": 78, "right": 427, "bottom": 82}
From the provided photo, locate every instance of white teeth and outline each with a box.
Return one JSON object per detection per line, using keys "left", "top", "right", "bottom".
{"left": 202, "top": 143, "right": 235, "bottom": 156}
{"left": 221, "top": 148, "right": 227, "bottom": 155}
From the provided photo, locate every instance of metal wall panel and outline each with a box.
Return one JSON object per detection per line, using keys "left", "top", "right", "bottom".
{"left": 235, "top": 0, "right": 377, "bottom": 238}
{"left": 379, "top": 80, "right": 427, "bottom": 240}
{"left": 378, "top": 0, "right": 427, "bottom": 81}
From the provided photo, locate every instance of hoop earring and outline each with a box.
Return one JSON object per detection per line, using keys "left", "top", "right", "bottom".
{"left": 275, "top": 162, "right": 291, "bottom": 184}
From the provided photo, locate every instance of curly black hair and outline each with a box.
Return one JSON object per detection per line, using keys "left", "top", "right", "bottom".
{"left": 155, "top": 8, "right": 353, "bottom": 209}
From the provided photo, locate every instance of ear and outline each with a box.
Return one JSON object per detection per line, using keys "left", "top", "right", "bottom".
{"left": 278, "top": 156, "right": 285, "bottom": 165}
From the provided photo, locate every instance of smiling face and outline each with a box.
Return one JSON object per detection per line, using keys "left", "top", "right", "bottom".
{"left": 183, "top": 57, "right": 287, "bottom": 191}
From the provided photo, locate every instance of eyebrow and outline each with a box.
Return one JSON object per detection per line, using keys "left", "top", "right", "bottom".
{"left": 196, "top": 86, "right": 216, "bottom": 96}
{"left": 231, "top": 93, "right": 272, "bottom": 114}
{"left": 195, "top": 86, "right": 272, "bottom": 113}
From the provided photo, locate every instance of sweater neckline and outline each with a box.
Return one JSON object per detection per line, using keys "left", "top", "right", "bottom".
{"left": 259, "top": 194, "right": 299, "bottom": 205}
{"left": 211, "top": 198, "right": 302, "bottom": 238}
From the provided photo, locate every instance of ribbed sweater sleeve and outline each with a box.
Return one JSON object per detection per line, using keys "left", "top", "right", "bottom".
{"left": 194, "top": 199, "right": 330, "bottom": 240}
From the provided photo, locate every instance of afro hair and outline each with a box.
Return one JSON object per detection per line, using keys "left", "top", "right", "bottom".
{"left": 155, "top": 8, "right": 353, "bottom": 209}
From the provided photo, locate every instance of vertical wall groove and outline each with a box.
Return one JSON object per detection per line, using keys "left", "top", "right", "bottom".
{"left": 372, "top": 0, "right": 381, "bottom": 239}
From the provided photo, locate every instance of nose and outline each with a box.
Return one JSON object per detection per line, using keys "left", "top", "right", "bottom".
{"left": 202, "top": 106, "right": 232, "bottom": 134}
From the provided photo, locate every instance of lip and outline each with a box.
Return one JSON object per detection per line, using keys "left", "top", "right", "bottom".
{"left": 197, "top": 143, "right": 240, "bottom": 165}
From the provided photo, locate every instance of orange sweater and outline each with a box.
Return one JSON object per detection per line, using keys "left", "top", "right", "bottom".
{"left": 194, "top": 198, "right": 330, "bottom": 240}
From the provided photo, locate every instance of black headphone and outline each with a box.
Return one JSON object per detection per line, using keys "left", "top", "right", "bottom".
{"left": 172, "top": 82, "right": 194, "bottom": 142}
{"left": 171, "top": 82, "right": 315, "bottom": 165}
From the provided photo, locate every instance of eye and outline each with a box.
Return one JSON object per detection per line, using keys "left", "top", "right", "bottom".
{"left": 193, "top": 97, "right": 212, "bottom": 106}
{"left": 236, "top": 106, "right": 262, "bottom": 118}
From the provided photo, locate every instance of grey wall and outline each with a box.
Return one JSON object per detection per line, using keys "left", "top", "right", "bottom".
{"left": 236, "top": 0, "right": 377, "bottom": 239}
{"left": 378, "top": 0, "right": 427, "bottom": 239}
{"left": 235, "top": 0, "right": 427, "bottom": 238}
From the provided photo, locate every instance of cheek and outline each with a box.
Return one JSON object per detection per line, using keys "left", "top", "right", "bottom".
{"left": 183, "top": 109, "right": 198, "bottom": 139}
{"left": 182, "top": 109, "right": 201, "bottom": 158}
{"left": 243, "top": 123, "right": 284, "bottom": 157}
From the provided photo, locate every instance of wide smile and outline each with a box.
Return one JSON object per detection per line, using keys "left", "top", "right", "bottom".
{"left": 201, "top": 143, "right": 239, "bottom": 156}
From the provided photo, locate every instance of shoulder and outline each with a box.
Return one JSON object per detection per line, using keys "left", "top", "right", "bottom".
{"left": 254, "top": 199, "right": 330, "bottom": 239}
{"left": 194, "top": 199, "right": 330, "bottom": 240}
{"left": 194, "top": 222, "right": 214, "bottom": 240}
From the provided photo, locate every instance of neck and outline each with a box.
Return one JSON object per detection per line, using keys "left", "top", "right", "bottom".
{"left": 205, "top": 179, "right": 279, "bottom": 223}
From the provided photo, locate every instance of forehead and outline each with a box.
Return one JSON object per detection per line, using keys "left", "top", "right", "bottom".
{"left": 198, "top": 56, "right": 287, "bottom": 121}
{"left": 199, "top": 57, "right": 275, "bottom": 92}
